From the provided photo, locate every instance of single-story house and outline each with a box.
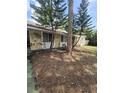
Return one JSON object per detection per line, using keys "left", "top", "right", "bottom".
{"left": 27, "top": 21, "right": 87, "bottom": 50}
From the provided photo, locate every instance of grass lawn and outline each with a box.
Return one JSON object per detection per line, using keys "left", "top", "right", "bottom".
{"left": 29, "top": 47, "right": 97, "bottom": 93}
{"left": 81, "top": 46, "right": 97, "bottom": 55}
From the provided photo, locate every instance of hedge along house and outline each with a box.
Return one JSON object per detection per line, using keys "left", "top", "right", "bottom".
{"left": 27, "top": 21, "right": 87, "bottom": 50}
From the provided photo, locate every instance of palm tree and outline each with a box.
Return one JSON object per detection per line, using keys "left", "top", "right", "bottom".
{"left": 67, "top": 0, "right": 73, "bottom": 54}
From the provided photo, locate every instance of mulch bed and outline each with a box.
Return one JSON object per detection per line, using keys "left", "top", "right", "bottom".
{"left": 30, "top": 48, "right": 97, "bottom": 93}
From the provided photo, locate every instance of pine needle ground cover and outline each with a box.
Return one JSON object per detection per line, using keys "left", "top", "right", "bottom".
{"left": 30, "top": 46, "right": 97, "bottom": 93}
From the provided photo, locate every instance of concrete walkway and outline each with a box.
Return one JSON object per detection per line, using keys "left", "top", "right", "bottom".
{"left": 27, "top": 59, "right": 39, "bottom": 93}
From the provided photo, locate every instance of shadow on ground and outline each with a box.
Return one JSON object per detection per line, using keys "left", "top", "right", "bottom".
{"left": 30, "top": 48, "right": 97, "bottom": 93}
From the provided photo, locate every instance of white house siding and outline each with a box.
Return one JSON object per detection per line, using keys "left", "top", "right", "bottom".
{"left": 60, "top": 42, "right": 67, "bottom": 47}
{"left": 54, "top": 34, "right": 61, "bottom": 48}
{"left": 42, "top": 42, "right": 51, "bottom": 49}
{"left": 76, "top": 35, "right": 86, "bottom": 46}
{"left": 85, "top": 40, "right": 89, "bottom": 45}
{"left": 60, "top": 35, "right": 67, "bottom": 47}
{"left": 29, "top": 30, "right": 42, "bottom": 50}
{"left": 42, "top": 34, "right": 67, "bottom": 49}
{"left": 28, "top": 29, "right": 86, "bottom": 50}
{"left": 79, "top": 36, "right": 86, "bottom": 46}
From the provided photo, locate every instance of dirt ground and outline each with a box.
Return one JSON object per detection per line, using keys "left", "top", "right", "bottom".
{"left": 30, "top": 47, "right": 97, "bottom": 93}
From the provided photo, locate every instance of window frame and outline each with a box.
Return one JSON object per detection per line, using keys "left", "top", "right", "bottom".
{"left": 61, "top": 35, "right": 66, "bottom": 42}
{"left": 43, "top": 32, "right": 52, "bottom": 42}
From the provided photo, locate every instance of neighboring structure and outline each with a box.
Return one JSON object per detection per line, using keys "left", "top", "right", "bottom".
{"left": 73, "top": 34, "right": 87, "bottom": 47}
{"left": 27, "top": 21, "right": 87, "bottom": 50}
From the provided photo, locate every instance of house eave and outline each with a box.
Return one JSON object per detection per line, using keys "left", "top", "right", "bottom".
{"left": 27, "top": 23, "right": 67, "bottom": 35}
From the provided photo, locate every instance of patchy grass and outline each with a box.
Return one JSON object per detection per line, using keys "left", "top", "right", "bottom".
{"left": 30, "top": 48, "right": 97, "bottom": 93}
{"left": 81, "top": 46, "right": 97, "bottom": 55}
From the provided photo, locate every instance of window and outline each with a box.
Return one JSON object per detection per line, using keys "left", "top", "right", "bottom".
{"left": 43, "top": 32, "right": 52, "bottom": 42}
{"left": 61, "top": 35, "right": 64, "bottom": 42}
{"left": 61, "top": 35, "right": 66, "bottom": 42}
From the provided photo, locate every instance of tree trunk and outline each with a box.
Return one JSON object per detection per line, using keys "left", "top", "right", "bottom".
{"left": 50, "top": 0, "right": 54, "bottom": 50}
{"left": 67, "top": 0, "right": 73, "bottom": 54}
{"left": 50, "top": 25, "right": 54, "bottom": 50}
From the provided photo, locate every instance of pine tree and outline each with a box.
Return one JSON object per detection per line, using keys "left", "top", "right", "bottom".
{"left": 53, "top": 0, "right": 68, "bottom": 29}
{"left": 72, "top": 0, "right": 94, "bottom": 48}
{"left": 31, "top": 0, "right": 67, "bottom": 49}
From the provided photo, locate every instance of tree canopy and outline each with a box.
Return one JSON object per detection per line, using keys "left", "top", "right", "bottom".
{"left": 31, "top": 0, "right": 67, "bottom": 29}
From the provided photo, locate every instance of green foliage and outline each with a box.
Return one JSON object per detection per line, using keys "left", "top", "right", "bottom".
{"left": 82, "top": 46, "right": 97, "bottom": 55}
{"left": 71, "top": 0, "right": 95, "bottom": 48}
{"left": 85, "top": 29, "right": 97, "bottom": 46}
{"left": 73, "top": 0, "right": 94, "bottom": 34}
{"left": 31, "top": 0, "right": 67, "bottom": 28}
{"left": 31, "top": 0, "right": 67, "bottom": 49}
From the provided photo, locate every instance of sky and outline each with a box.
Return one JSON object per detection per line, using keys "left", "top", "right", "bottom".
{"left": 27, "top": 0, "right": 97, "bottom": 28}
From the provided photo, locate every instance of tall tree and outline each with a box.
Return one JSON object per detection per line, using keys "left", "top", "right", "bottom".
{"left": 31, "top": 0, "right": 67, "bottom": 49}
{"left": 72, "top": 0, "right": 94, "bottom": 48}
{"left": 67, "top": 0, "right": 73, "bottom": 54}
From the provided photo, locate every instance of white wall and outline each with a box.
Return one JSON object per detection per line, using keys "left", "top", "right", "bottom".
{"left": 77, "top": 35, "right": 87, "bottom": 46}
{"left": 42, "top": 42, "right": 51, "bottom": 49}
{"left": 60, "top": 42, "right": 67, "bottom": 47}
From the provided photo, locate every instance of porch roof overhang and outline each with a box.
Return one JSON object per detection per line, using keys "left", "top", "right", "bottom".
{"left": 27, "top": 23, "right": 67, "bottom": 35}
